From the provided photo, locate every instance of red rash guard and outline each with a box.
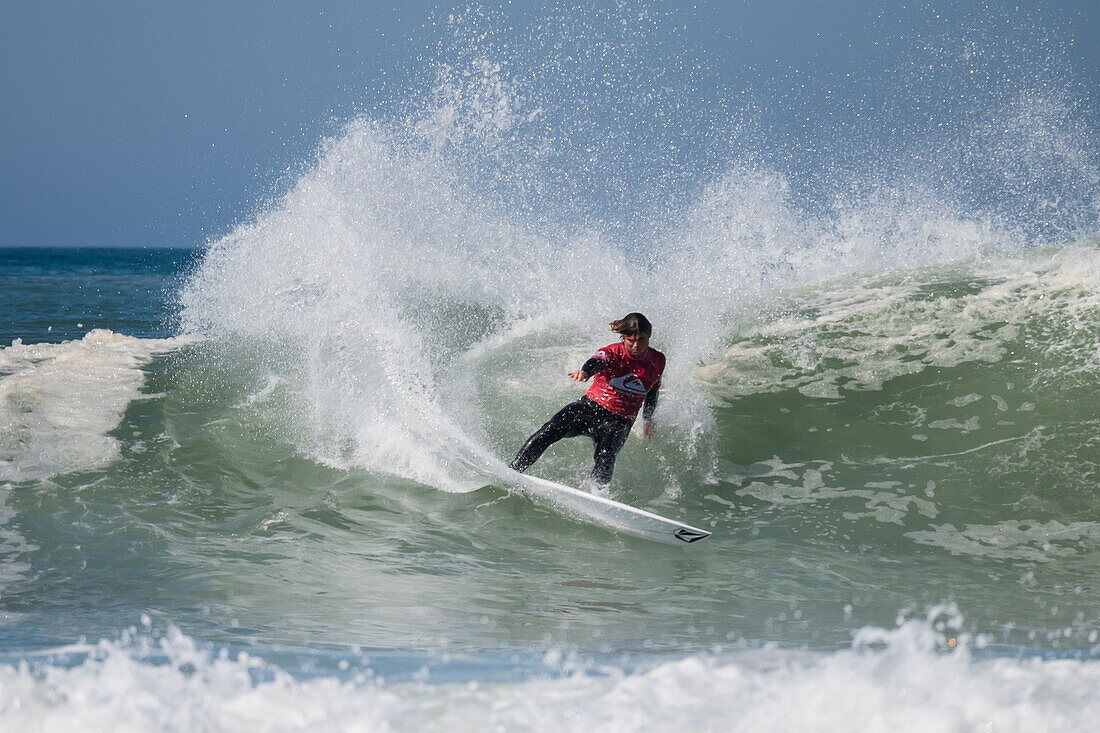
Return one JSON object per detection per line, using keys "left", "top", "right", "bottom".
{"left": 584, "top": 342, "right": 665, "bottom": 420}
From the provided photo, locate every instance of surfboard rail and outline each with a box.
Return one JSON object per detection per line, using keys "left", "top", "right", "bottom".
{"left": 501, "top": 472, "right": 711, "bottom": 545}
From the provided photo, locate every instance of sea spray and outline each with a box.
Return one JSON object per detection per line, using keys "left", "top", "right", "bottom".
{"left": 183, "top": 1, "right": 1097, "bottom": 495}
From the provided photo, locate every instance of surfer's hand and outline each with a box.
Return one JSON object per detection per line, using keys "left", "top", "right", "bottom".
{"left": 568, "top": 370, "right": 590, "bottom": 381}
{"left": 642, "top": 421, "right": 655, "bottom": 440}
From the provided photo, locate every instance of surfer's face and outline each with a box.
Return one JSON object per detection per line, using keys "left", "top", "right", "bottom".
{"left": 622, "top": 332, "right": 650, "bottom": 358}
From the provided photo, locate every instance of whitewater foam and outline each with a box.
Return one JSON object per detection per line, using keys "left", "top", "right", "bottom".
{"left": 0, "top": 330, "right": 195, "bottom": 482}
{"left": 2, "top": 607, "right": 1098, "bottom": 732}
{"left": 906, "top": 520, "right": 1100, "bottom": 562}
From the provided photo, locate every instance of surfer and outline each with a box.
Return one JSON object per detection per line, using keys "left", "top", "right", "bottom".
{"left": 509, "top": 312, "right": 665, "bottom": 488}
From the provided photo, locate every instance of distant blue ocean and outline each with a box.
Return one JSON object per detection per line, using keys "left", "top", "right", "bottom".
{"left": 3, "top": 6, "right": 1100, "bottom": 729}
{"left": 0, "top": 247, "right": 192, "bottom": 345}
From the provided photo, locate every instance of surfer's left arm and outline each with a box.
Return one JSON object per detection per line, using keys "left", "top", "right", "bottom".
{"left": 641, "top": 388, "right": 658, "bottom": 440}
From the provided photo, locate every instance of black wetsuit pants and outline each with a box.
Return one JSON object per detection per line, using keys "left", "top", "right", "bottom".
{"left": 509, "top": 396, "right": 633, "bottom": 486}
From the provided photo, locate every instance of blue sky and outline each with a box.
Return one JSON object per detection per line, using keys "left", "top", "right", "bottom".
{"left": 2, "top": 1, "right": 1097, "bottom": 249}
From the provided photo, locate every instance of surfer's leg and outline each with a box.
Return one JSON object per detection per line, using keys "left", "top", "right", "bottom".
{"left": 509, "top": 400, "right": 586, "bottom": 473}
{"left": 589, "top": 420, "right": 631, "bottom": 486}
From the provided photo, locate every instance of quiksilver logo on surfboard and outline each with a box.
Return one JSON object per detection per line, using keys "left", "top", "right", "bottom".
{"left": 674, "top": 527, "right": 709, "bottom": 543}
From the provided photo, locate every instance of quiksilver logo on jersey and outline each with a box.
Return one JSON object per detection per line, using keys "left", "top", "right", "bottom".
{"left": 609, "top": 373, "right": 647, "bottom": 397}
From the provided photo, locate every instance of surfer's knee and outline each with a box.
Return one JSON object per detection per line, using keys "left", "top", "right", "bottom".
{"left": 590, "top": 456, "right": 617, "bottom": 486}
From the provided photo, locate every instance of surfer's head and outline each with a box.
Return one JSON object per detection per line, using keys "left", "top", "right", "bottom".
{"left": 610, "top": 313, "right": 652, "bottom": 357}
{"left": 610, "top": 312, "right": 652, "bottom": 337}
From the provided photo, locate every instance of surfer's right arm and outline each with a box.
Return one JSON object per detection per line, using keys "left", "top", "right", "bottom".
{"left": 568, "top": 356, "right": 606, "bottom": 382}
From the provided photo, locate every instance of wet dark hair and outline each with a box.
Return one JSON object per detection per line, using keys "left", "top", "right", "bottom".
{"left": 609, "top": 312, "right": 652, "bottom": 337}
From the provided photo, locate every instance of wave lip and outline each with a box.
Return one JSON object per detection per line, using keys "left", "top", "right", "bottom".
{"left": 695, "top": 242, "right": 1100, "bottom": 401}
{"left": 0, "top": 329, "right": 195, "bottom": 483}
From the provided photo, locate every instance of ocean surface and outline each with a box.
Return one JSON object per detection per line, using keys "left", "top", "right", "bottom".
{"left": 3, "top": 7, "right": 1100, "bottom": 730}
{"left": 2, "top": 233, "right": 1099, "bottom": 729}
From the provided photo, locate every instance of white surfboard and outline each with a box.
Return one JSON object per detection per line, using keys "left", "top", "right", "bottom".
{"left": 501, "top": 472, "right": 711, "bottom": 545}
